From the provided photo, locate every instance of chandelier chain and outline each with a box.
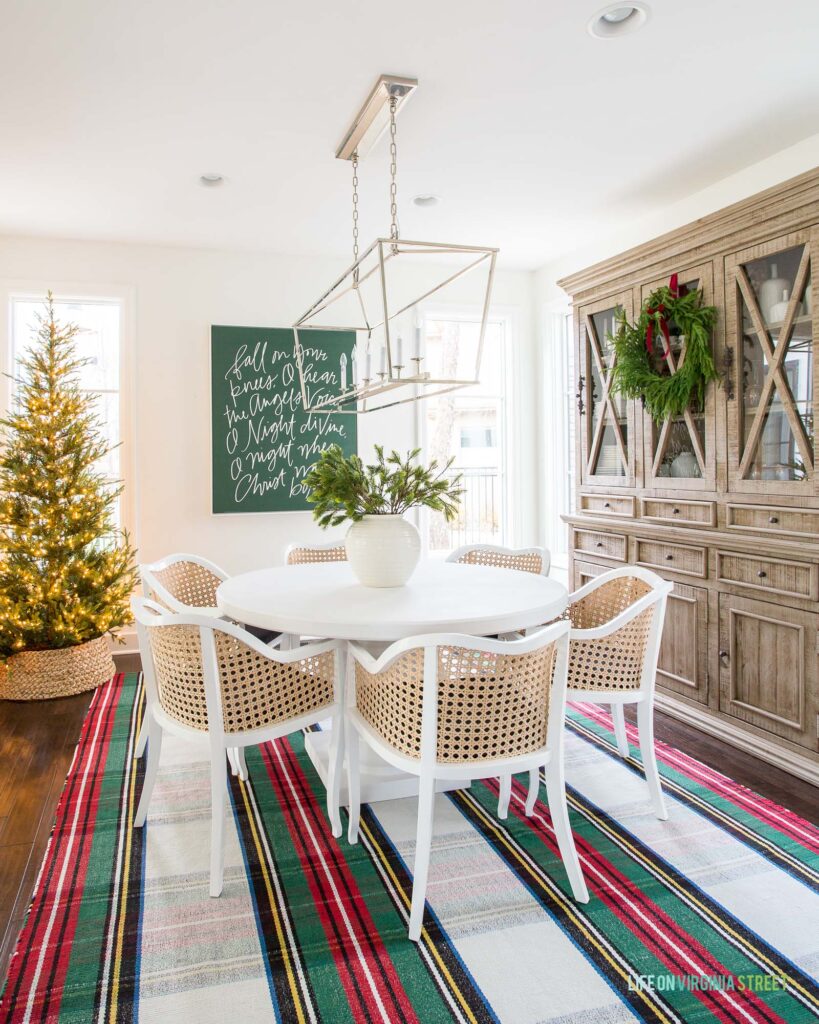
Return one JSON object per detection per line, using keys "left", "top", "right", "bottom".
{"left": 389, "top": 94, "right": 399, "bottom": 243}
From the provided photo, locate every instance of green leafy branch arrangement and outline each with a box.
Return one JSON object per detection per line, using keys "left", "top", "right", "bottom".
{"left": 304, "top": 444, "right": 463, "bottom": 529}
{"left": 609, "top": 284, "right": 719, "bottom": 421}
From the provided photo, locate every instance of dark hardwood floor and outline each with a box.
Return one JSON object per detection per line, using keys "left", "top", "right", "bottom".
{"left": 0, "top": 653, "right": 139, "bottom": 984}
{"left": 0, "top": 656, "right": 815, "bottom": 985}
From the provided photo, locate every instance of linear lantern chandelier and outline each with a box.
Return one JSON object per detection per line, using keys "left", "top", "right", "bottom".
{"left": 293, "top": 74, "right": 498, "bottom": 415}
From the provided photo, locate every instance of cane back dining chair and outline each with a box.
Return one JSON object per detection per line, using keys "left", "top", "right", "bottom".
{"left": 136, "top": 554, "right": 228, "bottom": 761}
{"left": 345, "top": 619, "right": 589, "bottom": 941}
{"left": 282, "top": 541, "right": 348, "bottom": 648}
{"left": 446, "top": 543, "right": 551, "bottom": 577}
{"left": 285, "top": 540, "right": 348, "bottom": 565}
{"left": 447, "top": 544, "right": 551, "bottom": 815}
{"left": 131, "top": 597, "right": 345, "bottom": 897}
{"left": 137, "top": 553, "right": 280, "bottom": 779}
{"left": 522, "top": 566, "right": 673, "bottom": 820}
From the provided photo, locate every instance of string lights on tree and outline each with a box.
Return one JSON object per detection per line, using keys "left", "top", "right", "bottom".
{"left": 0, "top": 294, "right": 138, "bottom": 658}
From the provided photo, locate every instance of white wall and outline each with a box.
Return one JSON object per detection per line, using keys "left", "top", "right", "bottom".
{"left": 535, "top": 132, "right": 819, "bottom": 306}
{"left": 0, "top": 236, "right": 537, "bottom": 574}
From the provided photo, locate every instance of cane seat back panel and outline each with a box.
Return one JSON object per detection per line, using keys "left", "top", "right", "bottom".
{"left": 567, "top": 575, "right": 655, "bottom": 692}
{"left": 148, "top": 561, "right": 223, "bottom": 609}
{"left": 355, "top": 641, "right": 558, "bottom": 764}
{"left": 147, "top": 624, "right": 335, "bottom": 733}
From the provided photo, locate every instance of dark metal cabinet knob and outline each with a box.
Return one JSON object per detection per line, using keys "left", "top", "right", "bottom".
{"left": 596, "top": 541, "right": 604, "bottom": 548}
{"left": 757, "top": 570, "right": 767, "bottom": 578}
{"left": 603, "top": 502, "right": 611, "bottom": 509}
{"left": 719, "top": 649, "right": 730, "bottom": 663}
{"left": 672, "top": 507, "right": 680, "bottom": 515}
{"left": 768, "top": 516, "right": 779, "bottom": 524}
{"left": 665, "top": 553, "right": 674, "bottom": 561}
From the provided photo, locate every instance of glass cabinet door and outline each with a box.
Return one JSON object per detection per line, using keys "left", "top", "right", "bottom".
{"left": 725, "top": 230, "right": 815, "bottom": 495}
{"left": 641, "top": 263, "right": 717, "bottom": 491}
{"left": 578, "top": 291, "right": 634, "bottom": 486}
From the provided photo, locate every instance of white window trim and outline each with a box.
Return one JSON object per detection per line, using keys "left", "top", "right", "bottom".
{"left": 0, "top": 280, "right": 138, "bottom": 549}
{"left": 541, "top": 297, "right": 573, "bottom": 570}
{"left": 414, "top": 304, "right": 517, "bottom": 555}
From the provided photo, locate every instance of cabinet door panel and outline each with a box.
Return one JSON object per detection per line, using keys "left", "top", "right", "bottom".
{"left": 657, "top": 583, "right": 709, "bottom": 704}
{"left": 718, "top": 593, "right": 817, "bottom": 750}
{"left": 578, "top": 290, "right": 635, "bottom": 487}
{"left": 725, "top": 229, "right": 816, "bottom": 497}
{"left": 640, "top": 262, "right": 718, "bottom": 491}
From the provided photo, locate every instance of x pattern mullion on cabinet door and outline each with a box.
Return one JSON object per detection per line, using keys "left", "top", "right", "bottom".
{"left": 584, "top": 312, "right": 628, "bottom": 476}
{"left": 650, "top": 340, "right": 707, "bottom": 477}
{"left": 736, "top": 250, "right": 814, "bottom": 480}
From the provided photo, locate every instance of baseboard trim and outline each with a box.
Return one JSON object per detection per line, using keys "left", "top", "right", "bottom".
{"left": 655, "top": 693, "right": 819, "bottom": 787}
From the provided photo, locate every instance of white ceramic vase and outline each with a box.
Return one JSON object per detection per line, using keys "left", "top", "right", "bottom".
{"left": 758, "top": 263, "right": 788, "bottom": 323}
{"left": 345, "top": 514, "right": 421, "bottom": 588}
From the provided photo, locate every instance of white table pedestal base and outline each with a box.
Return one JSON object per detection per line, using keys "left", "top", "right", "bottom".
{"left": 304, "top": 729, "right": 469, "bottom": 804}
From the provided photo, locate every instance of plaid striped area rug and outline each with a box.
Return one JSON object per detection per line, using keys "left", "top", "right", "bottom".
{"left": 2, "top": 673, "right": 817, "bottom": 1023}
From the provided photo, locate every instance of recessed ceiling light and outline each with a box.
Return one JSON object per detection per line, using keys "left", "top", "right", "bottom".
{"left": 199, "top": 173, "right": 225, "bottom": 187}
{"left": 412, "top": 194, "right": 441, "bottom": 208}
{"left": 587, "top": 2, "right": 649, "bottom": 37}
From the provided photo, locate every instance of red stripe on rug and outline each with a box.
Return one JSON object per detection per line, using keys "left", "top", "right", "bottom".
{"left": 573, "top": 702, "right": 819, "bottom": 855}
{"left": 497, "top": 775, "right": 788, "bottom": 1024}
{"left": 260, "top": 737, "right": 421, "bottom": 1024}
{"left": 1, "top": 675, "right": 124, "bottom": 1023}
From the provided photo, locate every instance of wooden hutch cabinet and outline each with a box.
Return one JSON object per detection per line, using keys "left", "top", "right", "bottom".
{"left": 559, "top": 169, "right": 819, "bottom": 786}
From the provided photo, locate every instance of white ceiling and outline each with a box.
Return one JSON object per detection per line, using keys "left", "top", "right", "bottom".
{"left": 1, "top": 0, "right": 818, "bottom": 269}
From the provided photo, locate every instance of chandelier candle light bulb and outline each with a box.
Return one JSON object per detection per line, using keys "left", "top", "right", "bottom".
{"left": 339, "top": 352, "right": 348, "bottom": 392}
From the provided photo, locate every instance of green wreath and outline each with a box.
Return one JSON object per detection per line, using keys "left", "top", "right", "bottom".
{"left": 609, "top": 277, "right": 719, "bottom": 422}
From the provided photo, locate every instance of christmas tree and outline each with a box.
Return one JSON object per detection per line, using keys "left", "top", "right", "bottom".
{"left": 0, "top": 295, "right": 137, "bottom": 657}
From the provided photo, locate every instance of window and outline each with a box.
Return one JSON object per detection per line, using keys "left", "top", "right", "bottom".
{"left": 421, "top": 317, "right": 507, "bottom": 553}
{"left": 542, "top": 306, "right": 575, "bottom": 568}
{"left": 460, "top": 426, "right": 496, "bottom": 449}
{"left": 10, "top": 296, "right": 125, "bottom": 528}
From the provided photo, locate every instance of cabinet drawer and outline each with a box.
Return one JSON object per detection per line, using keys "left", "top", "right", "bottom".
{"left": 574, "top": 529, "right": 627, "bottom": 562}
{"left": 640, "top": 497, "right": 716, "bottom": 527}
{"left": 726, "top": 503, "right": 819, "bottom": 539}
{"left": 634, "top": 538, "right": 707, "bottom": 577}
{"left": 579, "top": 493, "right": 635, "bottom": 518}
{"left": 716, "top": 550, "right": 818, "bottom": 600}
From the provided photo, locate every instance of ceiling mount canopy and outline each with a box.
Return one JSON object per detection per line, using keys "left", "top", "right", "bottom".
{"left": 293, "top": 74, "right": 498, "bottom": 415}
{"left": 335, "top": 74, "right": 417, "bottom": 162}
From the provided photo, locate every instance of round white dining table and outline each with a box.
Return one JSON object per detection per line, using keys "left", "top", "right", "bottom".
{"left": 216, "top": 560, "right": 568, "bottom": 642}
{"left": 216, "top": 560, "right": 568, "bottom": 803}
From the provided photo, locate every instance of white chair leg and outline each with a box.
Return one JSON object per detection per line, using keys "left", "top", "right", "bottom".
{"left": 227, "top": 747, "right": 240, "bottom": 777}
{"left": 346, "top": 720, "right": 361, "bottom": 844}
{"left": 545, "top": 761, "right": 589, "bottom": 904}
{"left": 235, "top": 747, "right": 249, "bottom": 782}
{"left": 134, "top": 717, "right": 163, "bottom": 827}
{"left": 135, "top": 716, "right": 148, "bottom": 758}
{"left": 611, "top": 703, "right": 630, "bottom": 758}
{"left": 409, "top": 775, "right": 436, "bottom": 942}
{"left": 327, "top": 715, "right": 344, "bottom": 839}
{"left": 525, "top": 767, "right": 540, "bottom": 816}
{"left": 498, "top": 773, "right": 512, "bottom": 819}
{"left": 209, "top": 749, "right": 228, "bottom": 897}
{"left": 637, "top": 699, "right": 668, "bottom": 820}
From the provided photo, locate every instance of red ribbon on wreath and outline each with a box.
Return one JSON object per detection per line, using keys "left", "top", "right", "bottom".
{"left": 645, "top": 273, "right": 687, "bottom": 359}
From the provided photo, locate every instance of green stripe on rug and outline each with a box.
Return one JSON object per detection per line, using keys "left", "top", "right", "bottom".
{"left": 58, "top": 673, "right": 143, "bottom": 1023}
{"left": 236, "top": 733, "right": 489, "bottom": 1024}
